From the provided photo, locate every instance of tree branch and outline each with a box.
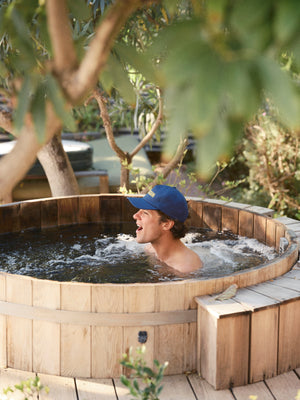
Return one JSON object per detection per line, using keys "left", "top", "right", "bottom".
{"left": 130, "top": 88, "right": 163, "bottom": 158}
{"left": 86, "top": 90, "right": 126, "bottom": 160}
{"left": 0, "top": 104, "right": 62, "bottom": 203}
{"left": 65, "top": 0, "right": 143, "bottom": 103}
{"left": 141, "top": 138, "right": 188, "bottom": 193}
{"left": 0, "top": 126, "right": 42, "bottom": 203}
{"left": 46, "top": 0, "right": 78, "bottom": 75}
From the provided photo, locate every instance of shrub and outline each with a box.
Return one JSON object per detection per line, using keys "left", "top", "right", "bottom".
{"left": 240, "top": 104, "right": 300, "bottom": 220}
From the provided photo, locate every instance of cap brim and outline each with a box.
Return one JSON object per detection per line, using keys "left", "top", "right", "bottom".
{"left": 127, "top": 196, "right": 158, "bottom": 210}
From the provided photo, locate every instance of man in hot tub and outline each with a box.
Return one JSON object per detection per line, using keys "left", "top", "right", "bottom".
{"left": 127, "top": 185, "right": 203, "bottom": 274}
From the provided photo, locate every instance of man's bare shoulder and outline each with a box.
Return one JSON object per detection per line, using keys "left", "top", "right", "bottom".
{"left": 166, "top": 246, "right": 202, "bottom": 274}
{"left": 143, "top": 242, "right": 202, "bottom": 274}
{"left": 180, "top": 247, "right": 203, "bottom": 272}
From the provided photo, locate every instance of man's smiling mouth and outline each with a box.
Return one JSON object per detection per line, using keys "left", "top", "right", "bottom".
{"left": 137, "top": 224, "right": 143, "bottom": 232}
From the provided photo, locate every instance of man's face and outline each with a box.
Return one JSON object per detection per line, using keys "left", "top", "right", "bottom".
{"left": 133, "top": 209, "right": 164, "bottom": 244}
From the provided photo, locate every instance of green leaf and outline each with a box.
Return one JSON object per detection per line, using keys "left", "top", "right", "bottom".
{"left": 31, "top": 82, "right": 46, "bottom": 142}
{"left": 162, "top": 42, "right": 226, "bottom": 155}
{"left": 226, "top": 116, "right": 246, "bottom": 150}
{"left": 100, "top": 68, "right": 114, "bottom": 94}
{"left": 133, "top": 379, "right": 140, "bottom": 391}
{"left": 46, "top": 75, "right": 76, "bottom": 131}
{"left": 37, "top": 11, "right": 52, "bottom": 56}
{"left": 230, "top": 0, "right": 273, "bottom": 51}
{"left": 101, "top": 54, "right": 136, "bottom": 104}
{"left": 14, "top": 383, "right": 24, "bottom": 391}
{"left": 256, "top": 56, "right": 300, "bottom": 128}
{"left": 164, "top": 81, "right": 220, "bottom": 155}
{"left": 159, "top": 23, "right": 229, "bottom": 151}
{"left": 196, "top": 116, "right": 230, "bottom": 179}
{"left": 120, "top": 375, "right": 130, "bottom": 387}
{"left": 10, "top": 8, "right": 35, "bottom": 60}
{"left": 162, "top": 0, "right": 178, "bottom": 16}
{"left": 14, "top": 76, "right": 33, "bottom": 133}
{"left": 224, "top": 60, "right": 261, "bottom": 120}
{"left": 206, "top": 0, "right": 227, "bottom": 29}
{"left": 0, "top": 7, "right": 6, "bottom": 38}
{"left": 3, "top": 386, "right": 14, "bottom": 394}
{"left": 286, "top": 35, "right": 300, "bottom": 69}
{"left": 157, "top": 385, "right": 164, "bottom": 396}
{"left": 230, "top": 0, "right": 273, "bottom": 32}
{"left": 67, "top": 0, "right": 91, "bottom": 20}
{"left": 143, "top": 367, "right": 155, "bottom": 377}
{"left": 13, "top": 0, "right": 40, "bottom": 21}
{"left": 274, "top": 0, "right": 300, "bottom": 45}
{"left": 114, "top": 43, "right": 156, "bottom": 83}
{"left": 0, "top": 61, "right": 9, "bottom": 79}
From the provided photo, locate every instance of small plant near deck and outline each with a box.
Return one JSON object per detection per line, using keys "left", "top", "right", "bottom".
{"left": 120, "top": 345, "right": 168, "bottom": 400}
{"left": 247, "top": 390, "right": 300, "bottom": 400}
{"left": 1, "top": 376, "right": 49, "bottom": 400}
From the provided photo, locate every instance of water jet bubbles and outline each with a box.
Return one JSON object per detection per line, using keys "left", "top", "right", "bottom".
{"left": 95, "top": 236, "right": 114, "bottom": 248}
{"left": 71, "top": 244, "right": 82, "bottom": 251}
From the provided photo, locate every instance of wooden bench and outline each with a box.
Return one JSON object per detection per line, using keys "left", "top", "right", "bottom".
{"left": 25, "top": 170, "right": 109, "bottom": 194}
{"left": 196, "top": 267, "right": 300, "bottom": 390}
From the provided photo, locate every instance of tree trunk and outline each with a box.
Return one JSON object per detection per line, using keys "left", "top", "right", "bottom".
{"left": 37, "top": 134, "right": 80, "bottom": 197}
{"left": 120, "top": 153, "right": 132, "bottom": 190}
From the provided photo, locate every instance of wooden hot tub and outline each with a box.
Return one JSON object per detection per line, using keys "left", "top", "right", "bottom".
{"left": 0, "top": 194, "right": 298, "bottom": 378}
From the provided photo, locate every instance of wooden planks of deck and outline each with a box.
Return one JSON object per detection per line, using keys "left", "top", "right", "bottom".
{"left": 0, "top": 368, "right": 298, "bottom": 400}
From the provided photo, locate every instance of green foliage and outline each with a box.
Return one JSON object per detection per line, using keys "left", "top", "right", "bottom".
{"left": 13, "top": 74, "right": 76, "bottom": 140}
{"left": 239, "top": 102, "right": 300, "bottom": 219}
{"left": 101, "top": 52, "right": 136, "bottom": 105}
{"left": 98, "top": 2, "right": 171, "bottom": 105}
{"left": 149, "top": 0, "right": 300, "bottom": 178}
{"left": 0, "top": 1, "right": 48, "bottom": 78}
{"left": 120, "top": 345, "right": 168, "bottom": 400}
{"left": 67, "top": 0, "right": 91, "bottom": 21}
{"left": 95, "top": 0, "right": 300, "bottom": 182}
{"left": 0, "top": 1, "right": 77, "bottom": 139}
{"left": 98, "top": 2, "right": 194, "bottom": 132}
{"left": 2, "top": 376, "right": 49, "bottom": 400}
{"left": 72, "top": 102, "right": 103, "bottom": 132}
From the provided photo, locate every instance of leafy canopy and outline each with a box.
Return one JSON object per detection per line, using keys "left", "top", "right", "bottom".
{"left": 98, "top": 0, "right": 300, "bottom": 177}
{"left": 152, "top": 0, "right": 300, "bottom": 176}
{"left": 0, "top": 0, "right": 299, "bottom": 177}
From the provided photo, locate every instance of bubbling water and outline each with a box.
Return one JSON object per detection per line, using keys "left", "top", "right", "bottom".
{"left": 0, "top": 224, "right": 278, "bottom": 283}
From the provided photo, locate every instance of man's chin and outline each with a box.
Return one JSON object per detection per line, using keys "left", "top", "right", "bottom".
{"left": 135, "top": 235, "right": 145, "bottom": 244}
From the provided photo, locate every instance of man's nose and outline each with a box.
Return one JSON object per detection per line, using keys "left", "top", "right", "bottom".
{"left": 133, "top": 210, "right": 141, "bottom": 220}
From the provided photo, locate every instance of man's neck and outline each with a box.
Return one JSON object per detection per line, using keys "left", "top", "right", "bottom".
{"left": 150, "top": 235, "right": 184, "bottom": 264}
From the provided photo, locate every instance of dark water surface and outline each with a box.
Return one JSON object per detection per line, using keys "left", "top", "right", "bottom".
{"left": 0, "top": 224, "right": 278, "bottom": 283}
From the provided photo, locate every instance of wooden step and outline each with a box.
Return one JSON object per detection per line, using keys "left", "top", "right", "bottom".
{"left": 195, "top": 268, "right": 300, "bottom": 390}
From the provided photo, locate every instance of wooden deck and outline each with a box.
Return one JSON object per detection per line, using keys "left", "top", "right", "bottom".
{"left": 0, "top": 367, "right": 298, "bottom": 399}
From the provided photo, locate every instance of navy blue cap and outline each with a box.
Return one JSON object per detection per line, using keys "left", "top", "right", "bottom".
{"left": 127, "top": 185, "right": 188, "bottom": 223}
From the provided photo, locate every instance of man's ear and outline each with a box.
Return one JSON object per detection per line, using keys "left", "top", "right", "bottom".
{"left": 162, "top": 219, "right": 174, "bottom": 231}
